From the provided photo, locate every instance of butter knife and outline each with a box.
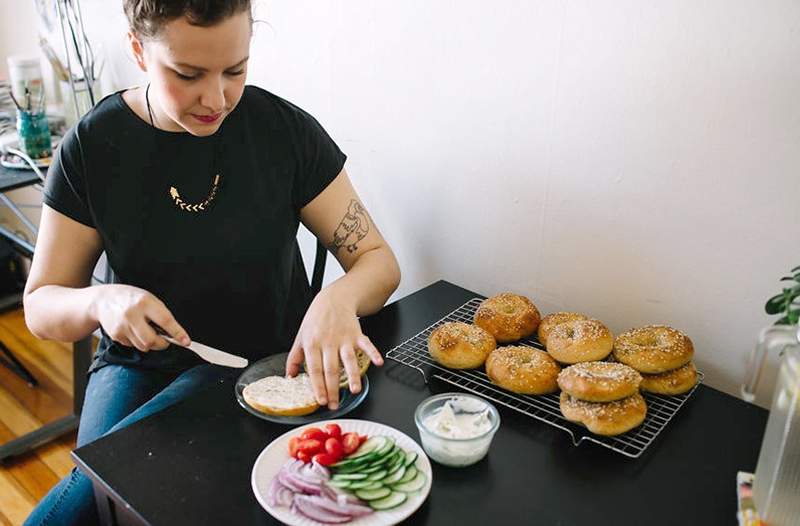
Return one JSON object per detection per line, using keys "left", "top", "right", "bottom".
{"left": 161, "top": 336, "right": 249, "bottom": 368}
{"left": 150, "top": 323, "right": 249, "bottom": 368}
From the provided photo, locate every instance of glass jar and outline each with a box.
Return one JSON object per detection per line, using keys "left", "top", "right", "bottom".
{"left": 16, "top": 109, "right": 52, "bottom": 159}
{"left": 742, "top": 325, "right": 800, "bottom": 524}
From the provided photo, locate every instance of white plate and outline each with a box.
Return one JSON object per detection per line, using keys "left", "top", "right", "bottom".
{"left": 252, "top": 419, "right": 433, "bottom": 526}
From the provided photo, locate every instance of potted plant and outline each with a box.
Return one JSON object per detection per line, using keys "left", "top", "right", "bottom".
{"left": 765, "top": 265, "right": 800, "bottom": 325}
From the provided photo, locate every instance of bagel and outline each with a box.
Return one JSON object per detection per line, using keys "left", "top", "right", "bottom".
{"left": 474, "top": 293, "right": 541, "bottom": 343}
{"left": 428, "top": 322, "right": 496, "bottom": 369}
{"left": 557, "top": 361, "right": 642, "bottom": 402}
{"left": 537, "top": 312, "right": 589, "bottom": 346}
{"left": 485, "top": 345, "right": 560, "bottom": 394}
{"left": 613, "top": 325, "right": 694, "bottom": 374}
{"left": 640, "top": 362, "right": 698, "bottom": 395}
{"left": 546, "top": 319, "right": 613, "bottom": 364}
{"left": 560, "top": 392, "right": 647, "bottom": 436}
{"left": 242, "top": 374, "right": 320, "bottom": 416}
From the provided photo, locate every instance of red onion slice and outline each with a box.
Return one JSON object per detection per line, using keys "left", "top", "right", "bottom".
{"left": 281, "top": 469, "right": 322, "bottom": 495}
{"left": 310, "top": 460, "right": 330, "bottom": 479}
{"left": 275, "top": 486, "right": 294, "bottom": 507}
{"left": 306, "top": 494, "right": 373, "bottom": 517}
{"left": 293, "top": 495, "right": 353, "bottom": 524}
{"left": 266, "top": 476, "right": 282, "bottom": 507}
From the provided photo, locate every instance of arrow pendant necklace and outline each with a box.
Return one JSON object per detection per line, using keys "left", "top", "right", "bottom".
{"left": 146, "top": 83, "right": 223, "bottom": 213}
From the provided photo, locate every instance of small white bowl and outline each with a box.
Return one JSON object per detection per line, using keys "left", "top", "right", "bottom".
{"left": 414, "top": 392, "right": 500, "bottom": 467}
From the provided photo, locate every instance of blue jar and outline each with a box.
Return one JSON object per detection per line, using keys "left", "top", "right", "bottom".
{"left": 16, "top": 109, "right": 52, "bottom": 159}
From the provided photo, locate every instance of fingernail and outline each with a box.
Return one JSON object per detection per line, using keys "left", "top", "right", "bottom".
{"left": 351, "top": 384, "right": 361, "bottom": 394}
{"left": 329, "top": 402, "right": 338, "bottom": 410}
{"left": 319, "top": 397, "right": 327, "bottom": 405}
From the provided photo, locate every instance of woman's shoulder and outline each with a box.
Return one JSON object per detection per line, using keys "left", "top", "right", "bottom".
{"left": 240, "top": 85, "right": 320, "bottom": 126}
{"left": 71, "top": 89, "right": 139, "bottom": 139}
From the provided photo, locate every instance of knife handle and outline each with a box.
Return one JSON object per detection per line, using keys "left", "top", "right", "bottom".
{"left": 149, "top": 322, "right": 183, "bottom": 346}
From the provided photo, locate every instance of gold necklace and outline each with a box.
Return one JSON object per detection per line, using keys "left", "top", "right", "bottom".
{"left": 146, "top": 84, "right": 223, "bottom": 213}
{"left": 169, "top": 175, "right": 221, "bottom": 212}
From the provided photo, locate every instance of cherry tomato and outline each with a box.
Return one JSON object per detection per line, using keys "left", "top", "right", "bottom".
{"left": 300, "top": 427, "right": 327, "bottom": 442}
{"left": 288, "top": 437, "right": 301, "bottom": 458}
{"left": 312, "top": 452, "right": 337, "bottom": 466}
{"left": 342, "top": 432, "right": 361, "bottom": 455}
{"left": 297, "top": 450, "right": 312, "bottom": 463}
{"left": 323, "top": 423, "right": 342, "bottom": 440}
{"left": 325, "top": 437, "right": 344, "bottom": 460}
{"left": 297, "top": 438, "right": 323, "bottom": 456}
{"left": 358, "top": 434, "right": 369, "bottom": 446}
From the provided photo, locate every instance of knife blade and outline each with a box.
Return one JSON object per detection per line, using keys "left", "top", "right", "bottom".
{"left": 149, "top": 323, "right": 249, "bottom": 368}
{"left": 161, "top": 335, "right": 249, "bottom": 368}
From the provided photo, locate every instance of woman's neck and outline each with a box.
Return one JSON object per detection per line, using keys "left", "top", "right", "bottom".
{"left": 121, "top": 85, "right": 183, "bottom": 132}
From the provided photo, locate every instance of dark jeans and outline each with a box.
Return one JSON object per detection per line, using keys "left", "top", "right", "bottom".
{"left": 23, "top": 362, "right": 232, "bottom": 526}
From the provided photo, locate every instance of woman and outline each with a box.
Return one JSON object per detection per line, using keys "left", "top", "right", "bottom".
{"left": 23, "top": 1, "right": 400, "bottom": 524}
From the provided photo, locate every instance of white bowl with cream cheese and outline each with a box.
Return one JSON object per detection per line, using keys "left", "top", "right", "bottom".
{"left": 414, "top": 393, "right": 500, "bottom": 467}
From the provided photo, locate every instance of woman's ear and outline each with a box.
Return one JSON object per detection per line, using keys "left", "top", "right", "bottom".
{"left": 128, "top": 31, "right": 147, "bottom": 72}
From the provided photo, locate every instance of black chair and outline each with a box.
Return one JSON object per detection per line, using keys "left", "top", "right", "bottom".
{"left": 311, "top": 238, "right": 327, "bottom": 296}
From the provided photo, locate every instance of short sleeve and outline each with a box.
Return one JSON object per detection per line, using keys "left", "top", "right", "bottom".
{"left": 43, "top": 125, "right": 95, "bottom": 227}
{"left": 292, "top": 111, "right": 347, "bottom": 210}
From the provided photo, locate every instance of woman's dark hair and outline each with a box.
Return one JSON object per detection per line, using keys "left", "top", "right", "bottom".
{"left": 124, "top": 0, "right": 252, "bottom": 39}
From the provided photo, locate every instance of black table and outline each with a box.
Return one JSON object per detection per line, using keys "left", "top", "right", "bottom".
{"left": 73, "top": 280, "right": 768, "bottom": 525}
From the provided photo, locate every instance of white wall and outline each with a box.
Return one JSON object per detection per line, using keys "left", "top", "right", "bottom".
{"left": 0, "top": 1, "right": 38, "bottom": 79}
{"left": 3, "top": 0, "right": 799, "bottom": 407}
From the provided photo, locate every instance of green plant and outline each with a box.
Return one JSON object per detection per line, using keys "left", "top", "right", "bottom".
{"left": 765, "top": 265, "right": 800, "bottom": 325}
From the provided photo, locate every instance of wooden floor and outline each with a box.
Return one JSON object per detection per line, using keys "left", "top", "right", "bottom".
{"left": 0, "top": 307, "right": 81, "bottom": 526}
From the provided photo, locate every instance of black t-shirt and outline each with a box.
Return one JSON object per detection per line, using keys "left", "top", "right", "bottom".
{"left": 43, "top": 85, "right": 346, "bottom": 373}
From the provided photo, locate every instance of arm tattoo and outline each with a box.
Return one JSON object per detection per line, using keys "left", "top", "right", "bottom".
{"left": 329, "top": 199, "right": 370, "bottom": 255}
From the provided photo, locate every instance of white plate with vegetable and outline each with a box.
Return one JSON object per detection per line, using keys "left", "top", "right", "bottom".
{"left": 252, "top": 419, "right": 433, "bottom": 525}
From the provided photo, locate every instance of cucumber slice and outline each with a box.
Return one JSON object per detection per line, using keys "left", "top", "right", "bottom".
{"left": 369, "top": 491, "right": 407, "bottom": 510}
{"left": 355, "top": 487, "right": 392, "bottom": 501}
{"left": 360, "top": 463, "right": 387, "bottom": 474}
{"left": 327, "top": 479, "right": 352, "bottom": 489}
{"left": 391, "top": 472, "right": 426, "bottom": 493}
{"left": 382, "top": 465, "right": 406, "bottom": 485}
{"left": 332, "top": 473, "right": 368, "bottom": 481}
{"left": 333, "top": 459, "right": 373, "bottom": 473}
{"left": 371, "top": 451, "right": 397, "bottom": 470}
{"left": 347, "top": 479, "right": 377, "bottom": 490}
{"left": 373, "top": 446, "right": 400, "bottom": 466}
{"left": 361, "top": 481, "right": 384, "bottom": 491}
{"left": 386, "top": 454, "right": 406, "bottom": 474}
{"left": 347, "top": 436, "right": 385, "bottom": 460}
{"left": 396, "top": 465, "right": 417, "bottom": 484}
{"left": 366, "top": 469, "right": 388, "bottom": 481}
{"left": 403, "top": 451, "right": 418, "bottom": 468}
{"left": 373, "top": 437, "right": 396, "bottom": 458}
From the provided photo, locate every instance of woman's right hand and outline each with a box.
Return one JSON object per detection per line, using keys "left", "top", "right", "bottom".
{"left": 91, "top": 284, "right": 191, "bottom": 351}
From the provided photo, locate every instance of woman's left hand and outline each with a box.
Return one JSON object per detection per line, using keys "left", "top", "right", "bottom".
{"left": 286, "top": 288, "right": 384, "bottom": 410}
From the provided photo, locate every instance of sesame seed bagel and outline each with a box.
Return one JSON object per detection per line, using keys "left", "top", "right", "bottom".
{"left": 546, "top": 319, "right": 614, "bottom": 364}
{"left": 537, "top": 311, "right": 589, "bottom": 346}
{"left": 613, "top": 325, "right": 694, "bottom": 374}
{"left": 428, "top": 322, "right": 497, "bottom": 369}
{"left": 474, "top": 293, "right": 541, "bottom": 343}
{"left": 560, "top": 392, "right": 647, "bottom": 436}
{"left": 485, "top": 345, "right": 560, "bottom": 395}
{"left": 242, "top": 374, "right": 320, "bottom": 417}
{"left": 557, "top": 361, "right": 643, "bottom": 402}
{"left": 640, "top": 361, "right": 698, "bottom": 395}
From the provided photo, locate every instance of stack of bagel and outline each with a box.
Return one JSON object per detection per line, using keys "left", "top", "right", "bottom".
{"left": 426, "top": 291, "right": 699, "bottom": 438}
{"left": 557, "top": 362, "right": 647, "bottom": 436}
{"left": 612, "top": 326, "right": 698, "bottom": 396}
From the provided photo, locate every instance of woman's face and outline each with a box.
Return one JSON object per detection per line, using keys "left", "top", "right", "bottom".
{"left": 130, "top": 11, "right": 251, "bottom": 136}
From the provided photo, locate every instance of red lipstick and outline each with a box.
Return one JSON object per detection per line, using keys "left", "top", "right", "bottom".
{"left": 192, "top": 112, "right": 221, "bottom": 124}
